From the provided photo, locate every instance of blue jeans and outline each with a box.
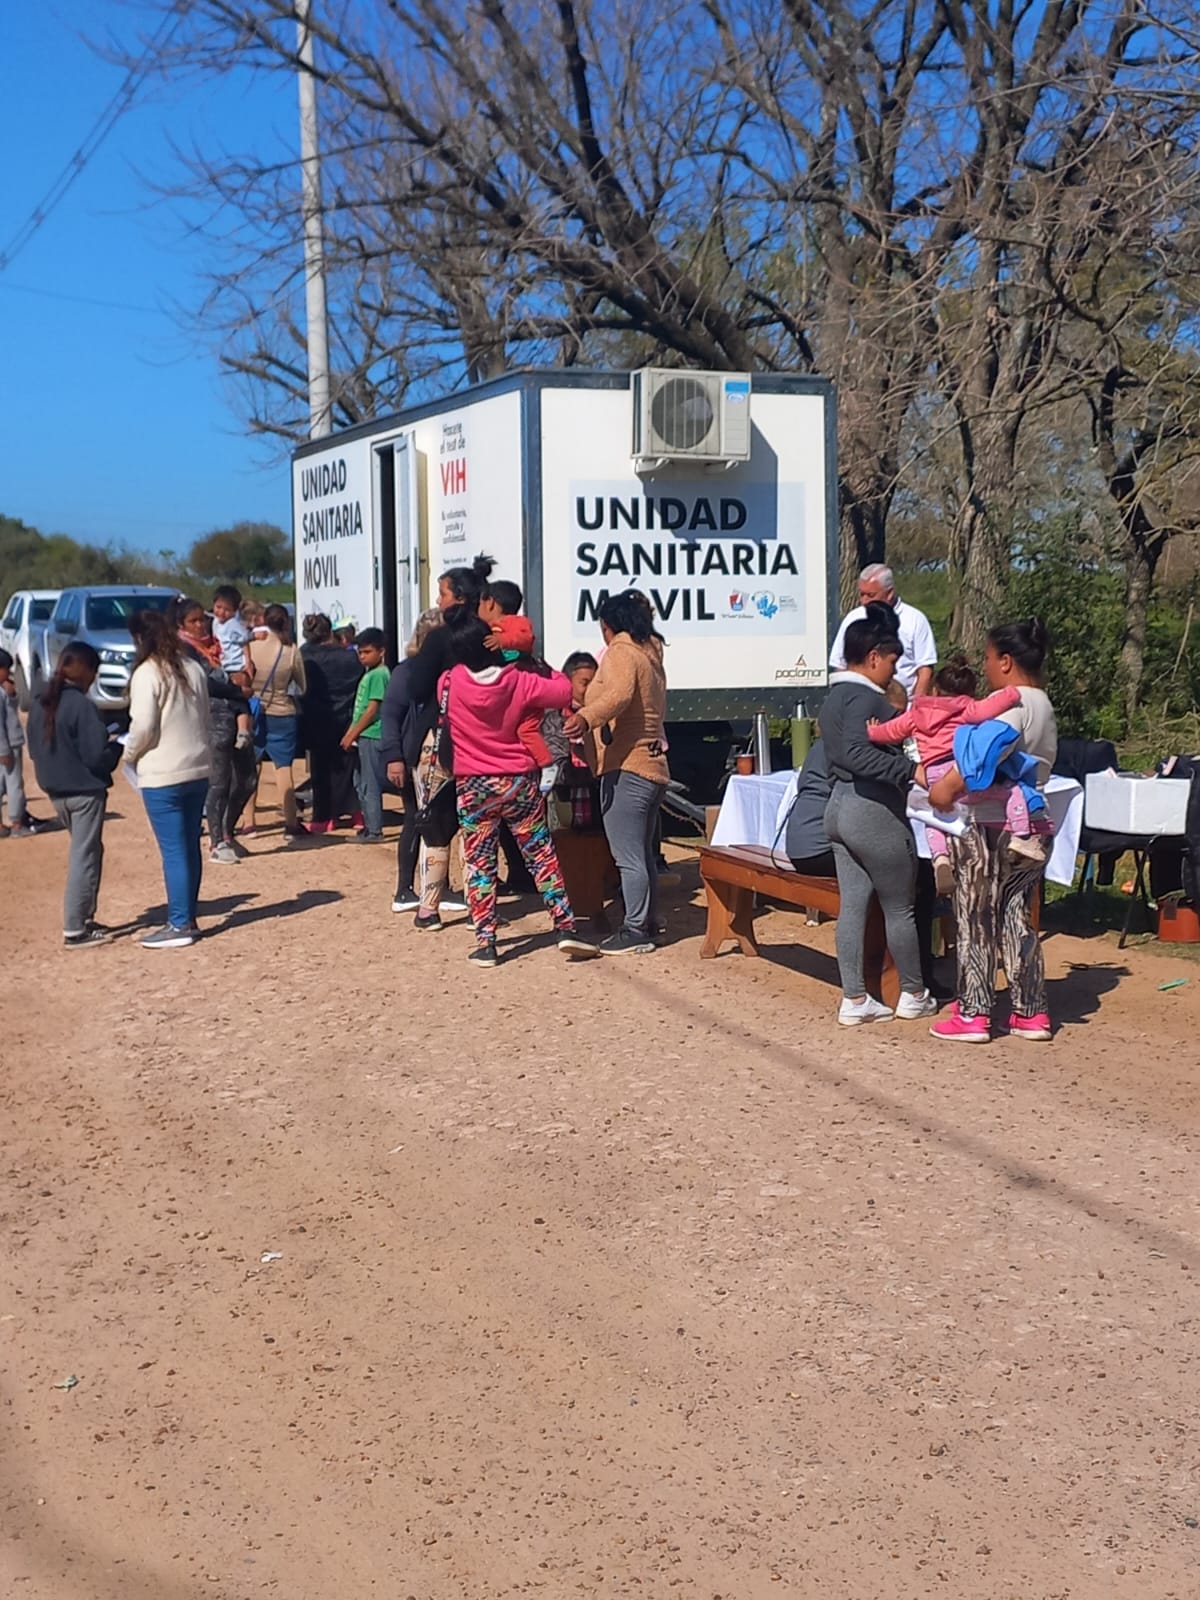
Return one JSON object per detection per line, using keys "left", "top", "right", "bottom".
{"left": 355, "top": 738, "right": 385, "bottom": 836}
{"left": 142, "top": 778, "right": 209, "bottom": 929}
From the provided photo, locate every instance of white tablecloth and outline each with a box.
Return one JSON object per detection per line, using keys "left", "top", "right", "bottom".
{"left": 711, "top": 772, "right": 1085, "bottom": 887}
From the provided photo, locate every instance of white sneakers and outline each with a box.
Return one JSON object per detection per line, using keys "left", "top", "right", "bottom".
{"left": 895, "top": 988, "right": 939, "bottom": 1020}
{"left": 838, "top": 995, "right": 894, "bottom": 1026}
{"left": 838, "top": 989, "right": 939, "bottom": 1026}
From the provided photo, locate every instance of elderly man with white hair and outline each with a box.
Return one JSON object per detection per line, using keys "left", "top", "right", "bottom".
{"left": 829, "top": 563, "right": 937, "bottom": 699}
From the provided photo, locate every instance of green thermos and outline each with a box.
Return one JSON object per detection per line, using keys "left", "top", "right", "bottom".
{"left": 790, "top": 701, "right": 815, "bottom": 768}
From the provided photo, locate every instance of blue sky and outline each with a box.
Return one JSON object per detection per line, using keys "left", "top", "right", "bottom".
{"left": 0, "top": 2, "right": 297, "bottom": 557}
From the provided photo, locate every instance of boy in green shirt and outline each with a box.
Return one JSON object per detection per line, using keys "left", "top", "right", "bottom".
{"left": 342, "top": 627, "right": 391, "bottom": 842}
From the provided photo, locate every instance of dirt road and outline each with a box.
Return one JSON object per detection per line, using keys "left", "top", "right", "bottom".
{"left": 3, "top": 774, "right": 1199, "bottom": 1599}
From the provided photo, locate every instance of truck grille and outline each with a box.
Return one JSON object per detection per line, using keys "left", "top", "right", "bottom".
{"left": 96, "top": 663, "right": 134, "bottom": 703}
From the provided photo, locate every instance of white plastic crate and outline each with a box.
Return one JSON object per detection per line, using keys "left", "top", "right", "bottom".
{"left": 1084, "top": 772, "right": 1189, "bottom": 836}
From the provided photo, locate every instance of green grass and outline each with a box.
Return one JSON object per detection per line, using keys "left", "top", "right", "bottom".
{"left": 896, "top": 568, "right": 955, "bottom": 644}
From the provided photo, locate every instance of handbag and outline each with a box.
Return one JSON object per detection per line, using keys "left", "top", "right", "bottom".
{"left": 250, "top": 644, "right": 285, "bottom": 748}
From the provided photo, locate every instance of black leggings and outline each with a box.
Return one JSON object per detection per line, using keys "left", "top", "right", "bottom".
{"left": 789, "top": 849, "right": 837, "bottom": 877}
{"left": 207, "top": 736, "right": 258, "bottom": 845}
{"left": 394, "top": 771, "right": 420, "bottom": 899}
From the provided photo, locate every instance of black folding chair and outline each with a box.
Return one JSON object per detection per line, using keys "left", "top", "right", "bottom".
{"left": 1053, "top": 738, "right": 1156, "bottom": 948}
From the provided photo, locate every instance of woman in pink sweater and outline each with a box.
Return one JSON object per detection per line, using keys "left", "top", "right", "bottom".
{"left": 441, "top": 612, "right": 597, "bottom": 968}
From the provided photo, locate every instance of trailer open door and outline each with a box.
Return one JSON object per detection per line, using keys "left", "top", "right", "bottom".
{"left": 393, "top": 433, "right": 423, "bottom": 651}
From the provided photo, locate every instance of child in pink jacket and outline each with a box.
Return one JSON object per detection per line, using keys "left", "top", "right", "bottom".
{"left": 867, "top": 657, "right": 1027, "bottom": 893}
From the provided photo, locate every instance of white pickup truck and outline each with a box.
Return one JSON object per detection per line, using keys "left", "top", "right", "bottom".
{"left": 0, "top": 589, "right": 60, "bottom": 710}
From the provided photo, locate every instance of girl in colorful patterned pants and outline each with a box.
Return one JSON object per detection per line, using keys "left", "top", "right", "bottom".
{"left": 458, "top": 773, "right": 590, "bottom": 964}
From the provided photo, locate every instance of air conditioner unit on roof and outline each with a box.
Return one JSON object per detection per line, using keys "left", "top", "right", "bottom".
{"left": 631, "top": 368, "right": 752, "bottom": 470}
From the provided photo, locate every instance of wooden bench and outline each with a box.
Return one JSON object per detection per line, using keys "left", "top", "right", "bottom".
{"left": 698, "top": 843, "right": 900, "bottom": 1008}
{"left": 553, "top": 828, "right": 619, "bottom": 930}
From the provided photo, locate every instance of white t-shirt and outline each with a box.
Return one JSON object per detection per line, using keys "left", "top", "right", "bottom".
{"left": 213, "top": 614, "right": 251, "bottom": 674}
{"left": 828, "top": 599, "right": 938, "bottom": 697}
{"left": 997, "top": 687, "right": 1058, "bottom": 787}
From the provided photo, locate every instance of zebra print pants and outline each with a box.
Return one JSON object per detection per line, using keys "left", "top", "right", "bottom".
{"left": 948, "top": 819, "right": 1049, "bottom": 1020}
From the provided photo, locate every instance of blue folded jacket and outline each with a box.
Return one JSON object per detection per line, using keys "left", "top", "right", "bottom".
{"left": 953, "top": 720, "right": 1046, "bottom": 813}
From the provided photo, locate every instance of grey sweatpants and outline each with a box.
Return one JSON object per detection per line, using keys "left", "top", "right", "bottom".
{"left": 52, "top": 792, "right": 107, "bottom": 935}
{"left": 599, "top": 770, "right": 666, "bottom": 938}
{"left": 825, "top": 783, "right": 923, "bottom": 999}
{"left": 1, "top": 748, "right": 26, "bottom": 823}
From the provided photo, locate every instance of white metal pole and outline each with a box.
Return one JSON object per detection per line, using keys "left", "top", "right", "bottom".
{"left": 296, "top": 0, "right": 331, "bottom": 439}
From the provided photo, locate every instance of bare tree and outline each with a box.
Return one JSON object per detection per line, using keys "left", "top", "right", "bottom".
{"left": 125, "top": 0, "right": 1200, "bottom": 692}
{"left": 922, "top": 0, "right": 1200, "bottom": 648}
{"left": 1088, "top": 291, "right": 1200, "bottom": 717}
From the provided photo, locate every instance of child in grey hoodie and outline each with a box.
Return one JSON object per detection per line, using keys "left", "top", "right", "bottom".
{"left": 0, "top": 648, "right": 32, "bottom": 837}
{"left": 26, "top": 643, "right": 121, "bottom": 946}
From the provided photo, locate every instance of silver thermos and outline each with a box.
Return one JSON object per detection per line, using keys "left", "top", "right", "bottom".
{"left": 752, "top": 711, "right": 771, "bottom": 775}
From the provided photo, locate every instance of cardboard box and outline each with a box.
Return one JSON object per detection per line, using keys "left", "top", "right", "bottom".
{"left": 1084, "top": 772, "right": 1189, "bottom": 836}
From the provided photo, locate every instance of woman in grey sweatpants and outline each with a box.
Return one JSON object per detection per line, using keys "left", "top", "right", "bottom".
{"left": 820, "top": 604, "right": 936, "bottom": 1026}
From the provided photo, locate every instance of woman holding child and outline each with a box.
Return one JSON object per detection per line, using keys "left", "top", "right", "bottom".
{"left": 174, "top": 598, "right": 255, "bottom": 865}
{"left": 927, "top": 618, "right": 1057, "bottom": 1043}
{"left": 820, "top": 602, "right": 938, "bottom": 1027}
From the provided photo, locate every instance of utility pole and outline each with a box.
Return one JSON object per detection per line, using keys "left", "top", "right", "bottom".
{"left": 296, "top": 0, "right": 331, "bottom": 439}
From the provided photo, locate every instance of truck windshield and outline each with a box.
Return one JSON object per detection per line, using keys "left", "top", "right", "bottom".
{"left": 85, "top": 594, "right": 175, "bottom": 631}
{"left": 31, "top": 599, "right": 56, "bottom": 622}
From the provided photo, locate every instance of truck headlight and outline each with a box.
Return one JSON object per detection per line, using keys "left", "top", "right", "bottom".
{"left": 98, "top": 648, "right": 129, "bottom": 665}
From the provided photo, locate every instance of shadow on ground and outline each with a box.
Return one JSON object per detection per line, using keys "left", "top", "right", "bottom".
{"left": 1046, "top": 961, "right": 1129, "bottom": 1025}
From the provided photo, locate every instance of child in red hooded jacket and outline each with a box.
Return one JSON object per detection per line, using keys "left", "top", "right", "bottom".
{"left": 479, "top": 580, "right": 559, "bottom": 792}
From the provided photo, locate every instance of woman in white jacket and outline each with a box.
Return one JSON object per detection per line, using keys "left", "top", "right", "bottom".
{"left": 125, "top": 608, "right": 212, "bottom": 948}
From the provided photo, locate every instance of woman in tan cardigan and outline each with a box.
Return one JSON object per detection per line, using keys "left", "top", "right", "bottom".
{"left": 564, "top": 590, "right": 669, "bottom": 955}
{"left": 247, "top": 603, "right": 307, "bottom": 836}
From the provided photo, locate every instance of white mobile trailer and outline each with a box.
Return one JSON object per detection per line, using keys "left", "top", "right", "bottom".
{"left": 292, "top": 369, "right": 836, "bottom": 794}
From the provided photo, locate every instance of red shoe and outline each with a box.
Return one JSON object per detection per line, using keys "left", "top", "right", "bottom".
{"left": 306, "top": 818, "right": 335, "bottom": 834}
{"left": 1009, "top": 1011, "right": 1052, "bottom": 1041}
{"left": 350, "top": 812, "right": 365, "bottom": 831}
{"left": 929, "top": 1002, "right": 990, "bottom": 1043}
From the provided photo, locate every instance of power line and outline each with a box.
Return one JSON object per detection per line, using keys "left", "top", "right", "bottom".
{"left": 0, "top": 279, "right": 160, "bottom": 314}
{"left": 0, "top": 3, "right": 187, "bottom": 274}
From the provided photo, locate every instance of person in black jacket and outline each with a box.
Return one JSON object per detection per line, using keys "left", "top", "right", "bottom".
{"left": 381, "top": 607, "right": 445, "bottom": 914}
{"left": 821, "top": 603, "right": 936, "bottom": 1026}
{"left": 300, "top": 613, "right": 363, "bottom": 832}
{"left": 404, "top": 554, "right": 495, "bottom": 703}
{"left": 26, "top": 643, "right": 122, "bottom": 948}
{"left": 785, "top": 738, "right": 836, "bottom": 876}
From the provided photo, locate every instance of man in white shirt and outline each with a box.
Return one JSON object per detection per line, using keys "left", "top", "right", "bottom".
{"left": 829, "top": 563, "right": 937, "bottom": 699}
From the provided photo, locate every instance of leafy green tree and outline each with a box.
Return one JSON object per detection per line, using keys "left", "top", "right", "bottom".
{"left": 186, "top": 521, "right": 292, "bottom": 584}
{"left": 1, "top": 513, "right": 189, "bottom": 597}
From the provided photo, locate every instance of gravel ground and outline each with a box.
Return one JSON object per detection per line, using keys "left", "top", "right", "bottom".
{"left": 2, "top": 770, "right": 1199, "bottom": 1600}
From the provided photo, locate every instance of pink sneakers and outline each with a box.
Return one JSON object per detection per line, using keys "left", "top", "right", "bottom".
{"left": 1008, "top": 1012, "right": 1052, "bottom": 1041}
{"left": 929, "top": 1003, "right": 990, "bottom": 1043}
{"left": 928, "top": 1005, "right": 1053, "bottom": 1043}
